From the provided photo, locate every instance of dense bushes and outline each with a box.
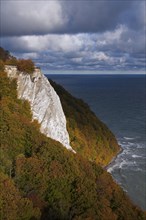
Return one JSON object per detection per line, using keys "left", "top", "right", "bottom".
{"left": 0, "top": 172, "right": 41, "bottom": 220}
{"left": 17, "top": 59, "right": 35, "bottom": 74}
{"left": 5, "top": 57, "right": 18, "bottom": 66}
{"left": 0, "top": 47, "right": 11, "bottom": 61}
{"left": 0, "top": 47, "right": 35, "bottom": 74}
{"left": 0, "top": 70, "right": 145, "bottom": 220}
{"left": 0, "top": 60, "right": 4, "bottom": 71}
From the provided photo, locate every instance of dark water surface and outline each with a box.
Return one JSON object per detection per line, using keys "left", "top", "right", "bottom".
{"left": 46, "top": 74, "right": 146, "bottom": 210}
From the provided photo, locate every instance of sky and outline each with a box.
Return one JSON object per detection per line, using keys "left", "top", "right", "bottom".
{"left": 0, "top": 0, "right": 146, "bottom": 72}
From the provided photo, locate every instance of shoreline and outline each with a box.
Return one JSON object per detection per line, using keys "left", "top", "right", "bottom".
{"left": 104, "top": 146, "right": 123, "bottom": 171}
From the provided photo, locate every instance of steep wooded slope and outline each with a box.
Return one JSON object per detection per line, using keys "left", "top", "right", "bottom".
{"left": 0, "top": 70, "right": 145, "bottom": 220}
{"left": 50, "top": 80, "right": 120, "bottom": 166}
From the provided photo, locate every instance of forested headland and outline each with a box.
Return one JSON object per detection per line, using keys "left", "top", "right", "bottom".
{"left": 0, "top": 47, "right": 145, "bottom": 220}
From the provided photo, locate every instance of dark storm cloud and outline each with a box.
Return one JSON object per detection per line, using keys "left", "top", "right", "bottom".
{"left": 0, "top": 0, "right": 145, "bottom": 71}
{"left": 62, "top": 1, "right": 143, "bottom": 33}
{"left": 1, "top": 1, "right": 67, "bottom": 36}
{"left": 1, "top": 0, "right": 144, "bottom": 36}
{"left": 1, "top": 24, "right": 145, "bottom": 71}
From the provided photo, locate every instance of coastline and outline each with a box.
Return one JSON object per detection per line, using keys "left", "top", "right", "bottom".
{"left": 104, "top": 145, "right": 123, "bottom": 171}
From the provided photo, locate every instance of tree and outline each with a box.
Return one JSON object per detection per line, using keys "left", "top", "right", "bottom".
{"left": 0, "top": 60, "right": 4, "bottom": 71}
{"left": 0, "top": 172, "right": 40, "bottom": 220}
{"left": 0, "top": 47, "right": 10, "bottom": 61}
{"left": 5, "top": 57, "right": 18, "bottom": 66}
{"left": 17, "top": 59, "right": 35, "bottom": 74}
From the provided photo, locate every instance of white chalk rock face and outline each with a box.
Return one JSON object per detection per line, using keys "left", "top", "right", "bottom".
{"left": 5, "top": 65, "right": 18, "bottom": 78}
{"left": 5, "top": 65, "right": 74, "bottom": 152}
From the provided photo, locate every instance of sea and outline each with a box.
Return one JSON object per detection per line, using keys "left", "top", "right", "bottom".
{"left": 45, "top": 73, "right": 146, "bottom": 211}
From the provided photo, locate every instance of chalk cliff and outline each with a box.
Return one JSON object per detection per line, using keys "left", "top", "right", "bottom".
{"left": 5, "top": 65, "right": 74, "bottom": 152}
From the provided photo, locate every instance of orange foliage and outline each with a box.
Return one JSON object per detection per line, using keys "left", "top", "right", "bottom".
{"left": 17, "top": 59, "right": 35, "bottom": 74}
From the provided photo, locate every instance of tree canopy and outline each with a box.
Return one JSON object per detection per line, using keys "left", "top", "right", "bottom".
{"left": 17, "top": 59, "right": 35, "bottom": 74}
{"left": 0, "top": 47, "right": 35, "bottom": 74}
{"left": 0, "top": 47, "right": 145, "bottom": 219}
{"left": 0, "top": 69, "right": 145, "bottom": 220}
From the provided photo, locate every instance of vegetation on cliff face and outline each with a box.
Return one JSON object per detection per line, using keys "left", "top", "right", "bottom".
{"left": 0, "top": 47, "right": 12, "bottom": 61}
{"left": 0, "top": 49, "right": 146, "bottom": 219}
{"left": 17, "top": 59, "right": 35, "bottom": 74}
{"left": 0, "top": 47, "right": 34, "bottom": 74}
{"left": 50, "top": 80, "right": 119, "bottom": 166}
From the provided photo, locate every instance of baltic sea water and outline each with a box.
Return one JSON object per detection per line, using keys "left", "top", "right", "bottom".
{"left": 46, "top": 74, "right": 146, "bottom": 210}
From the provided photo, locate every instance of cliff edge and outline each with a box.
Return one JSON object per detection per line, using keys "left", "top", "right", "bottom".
{"left": 5, "top": 65, "right": 74, "bottom": 152}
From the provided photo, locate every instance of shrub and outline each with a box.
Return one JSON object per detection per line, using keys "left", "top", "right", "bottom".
{"left": 0, "top": 47, "right": 10, "bottom": 61}
{"left": 17, "top": 59, "right": 35, "bottom": 74}
{"left": 0, "top": 60, "right": 4, "bottom": 71}
{"left": 5, "top": 58, "right": 18, "bottom": 66}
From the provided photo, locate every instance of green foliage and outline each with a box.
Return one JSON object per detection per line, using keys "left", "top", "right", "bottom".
{"left": 0, "top": 60, "right": 4, "bottom": 71}
{"left": 49, "top": 80, "right": 120, "bottom": 166}
{"left": 0, "top": 47, "right": 35, "bottom": 75}
{"left": 5, "top": 57, "right": 18, "bottom": 66}
{"left": 0, "top": 47, "right": 11, "bottom": 61}
{"left": 0, "top": 172, "right": 41, "bottom": 220}
{"left": 17, "top": 59, "right": 35, "bottom": 74}
{"left": 0, "top": 69, "right": 145, "bottom": 220}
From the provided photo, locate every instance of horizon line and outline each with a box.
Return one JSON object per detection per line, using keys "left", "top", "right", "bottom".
{"left": 43, "top": 69, "right": 146, "bottom": 75}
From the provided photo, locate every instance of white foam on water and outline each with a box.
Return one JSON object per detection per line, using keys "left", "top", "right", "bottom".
{"left": 119, "top": 140, "right": 135, "bottom": 149}
{"left": 137, "top": 143, "right": 145, "bottom": 149}
{"left": 107, "top": 157, "right": 131, "bottom": 173}
{"left": 120, "top": 159, "right": 137, "bottom": 168}
{"left": 132, "top": 167, "right": 145, "bottom": 172}
{"left": 127, "top": 142, "right": 135, "bottom": 146}
{"left": 107, "top": 152, "right": 139, "bottom": 173}
{"left": 120, "top": 143, "right": 130, "bottom": 147}
{"left": 108, "top": 137, "right": 145, "bottom": 177}
{"left": 107, "top": 167, "right": 114, "bottom": 173}
{"left": 107, "top": 163, "right": 119, "bottom": 173}
{"left": 123, "top": 136, "right": 137, "bottom": 140}
{"left": 132, "top": 154, "right": 143, "bottom": 158}
{"left": 119, "top": 160, "right": 126, "bottom": 169}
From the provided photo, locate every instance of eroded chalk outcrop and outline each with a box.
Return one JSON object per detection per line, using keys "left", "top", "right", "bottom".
{"left": 5, "top": 65, "right": 75, "bottom": 152}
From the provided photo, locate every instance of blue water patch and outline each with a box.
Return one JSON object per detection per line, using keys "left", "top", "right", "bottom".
{"left": 46, "top": 74, "right": 146, "bottom": 210}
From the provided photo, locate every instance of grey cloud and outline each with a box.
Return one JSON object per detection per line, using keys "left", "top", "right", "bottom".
{"left": 1, "top": 1, "right": 67, "bottom": 36}
{"left": 0, "top": 1, "right": 145, "bottom": 71}
{"left": 1, "top": 24, "right": 145, "bottom": 71}
{"left": 63, "top": 1, "right": 132, "bottom": 32}
{"left": 1, "top": 0, "right": 144, "bottom": 36}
